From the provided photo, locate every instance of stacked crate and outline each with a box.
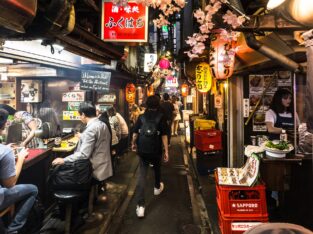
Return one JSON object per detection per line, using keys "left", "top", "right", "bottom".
{"left": 194, "top": 129, "right": 223, "bottom": 175}
{"left": 215, "top": 174, "right": 269, "bottom": 233}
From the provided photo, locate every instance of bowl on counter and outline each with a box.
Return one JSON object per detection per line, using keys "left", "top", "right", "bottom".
{"left": 261, "top": 140, "right": 294, "bottom": 158}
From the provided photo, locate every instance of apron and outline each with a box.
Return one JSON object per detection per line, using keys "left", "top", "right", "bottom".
{"left": 269, "top": 113, "right": 294, "bottom": 140}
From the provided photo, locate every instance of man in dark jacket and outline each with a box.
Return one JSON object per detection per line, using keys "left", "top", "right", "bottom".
{"left": 131, "top": 95, "right": 169, "bottom": 218}
{"left": 160, "top": 93, "right": 174, "bottom": 145}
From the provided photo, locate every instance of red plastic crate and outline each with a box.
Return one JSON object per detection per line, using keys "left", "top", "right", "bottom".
{"left": 216, "top": 183, "right": 268, "bottom": 218}
{"left": 218, "top": 208, "right": 268, "bottom": 234}
{"left": 194, "top": 129, "right": 222, "bottom": 151}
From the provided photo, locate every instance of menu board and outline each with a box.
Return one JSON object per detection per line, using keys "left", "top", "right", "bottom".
{"left": 217, "top": 155, "right": 260, "bottom": 187}
{"left": 63, "top": 111, "right": 80, "bottom": 120}
{"left": 80, "top": 70, "right": 111, "bottom": 92}
{"left": 249, "top": 71, "right": 292, "bottom": 132}
{"left": 62, "top": 91, "right": 85, "bottom": 102}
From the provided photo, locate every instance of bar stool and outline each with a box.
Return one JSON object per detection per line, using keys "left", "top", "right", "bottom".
{"left": 0, "top": 205, "right": 15, "bottom": 233}
{"left": 53, "top": 190, "right": 88, "bottom": 234}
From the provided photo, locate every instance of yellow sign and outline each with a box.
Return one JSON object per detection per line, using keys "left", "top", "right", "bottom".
{"left": 63, "top": 111, "right": 80, "bottom": 120}
{"left": 195, "top": 62, "right": 212, "bottom": 93}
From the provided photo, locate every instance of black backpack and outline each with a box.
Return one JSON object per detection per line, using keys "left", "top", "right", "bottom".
{"left": 137, "top": 113, "right": 162, "bottom": 155}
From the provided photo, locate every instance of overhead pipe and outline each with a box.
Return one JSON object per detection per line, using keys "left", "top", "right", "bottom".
{"left": 245, "top": 33, "right": 301, "bottom": 72}
{"left": 229, "top": 0, "right": 302, "bottom": 73}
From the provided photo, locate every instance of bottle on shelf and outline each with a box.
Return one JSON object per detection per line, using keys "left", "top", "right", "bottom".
{"left": 280, "top": 129, "right": 288, "bottom": 142}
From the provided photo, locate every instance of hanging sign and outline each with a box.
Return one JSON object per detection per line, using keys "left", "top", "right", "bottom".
{"left": 97, "top": 93, "right": 116, "bottom": 103}
{"left": 144, "top": 53, "right": 158, "bottom": 72}
{"left": 68, "top": 102, "right": 81, "bottom": 111}
{"left": 195, "top": 62, "right": 212, "bottom": 93}
{"left": 186, "top": 95, "right": 193, "bottom": 103}
{"left": 62, "top": 91, "right": 85, "bottom": 102}
{"left": 214, "top": 94, "right": 223, "bottom": 109}
{"left": 210, "top": 29, "right": 236, "bottom": 80}
{"left": 165, "top": 76, "right": 178, "bottom": 88}
{"left": 125, "top": 83, "right": 136, "bottom": 103}
{"left": 101, "top": 1, "right": 148, "bottom": 42}
{"left": 80, "top": 70, "right": 111, "bottom": 92}
{"left": 63, "top": 111, "right": 80, "bottom": 120}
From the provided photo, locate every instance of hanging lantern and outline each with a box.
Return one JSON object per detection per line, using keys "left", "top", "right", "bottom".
{"left": 159, "top": 58, "right": 171, "bottom": 70}
{"left": 287, "top": 0, "right": 313, "bottom": 27}
{"left": 195, "top": 62, "right": 212, "bottom": 93}
{"left": 181, "top": 83, "right": 189, "bottom": 97}
{"left": 147, "top": 85, "right": 154, "bottom": 96}
{"left": 125, "top": 83, "right": 136, "bottom": 104}
{"left": 210, "top": 29, "right": 237, "bottom": 80}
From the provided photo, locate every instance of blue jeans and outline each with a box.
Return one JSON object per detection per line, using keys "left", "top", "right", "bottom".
{"left": 0, "top": 184, "right": 38, "bottom": 233}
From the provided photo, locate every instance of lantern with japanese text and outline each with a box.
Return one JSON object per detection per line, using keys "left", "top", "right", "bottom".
{"left": 125, "top": 83, "right": 136, "bottom": 104}
{"left": 147, "top": 85, "right": 154, "bottom": 96}
{"left": 210, "top": 29, "right": 237, "bottom": 80}
{"left": 159, "top": 58, "right": 171, "bottom": 70}
{"left": 195, "top": 62, "right": 212, "bottom": 93}
{"left": 181, "top": 83, "right": 189, "bottom": 97}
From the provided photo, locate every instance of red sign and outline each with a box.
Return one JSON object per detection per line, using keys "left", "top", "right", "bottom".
{"left": 101, "top": 1, "right": 148, "bottom": 42}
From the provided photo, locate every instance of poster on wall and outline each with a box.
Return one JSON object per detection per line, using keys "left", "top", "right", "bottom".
{"left": 144, "top": 53, "right": 157, "bottom": 72}
{"left": 97, "top": 93, "right": 116, "bottom": 103}
{"left": 63, "top": 111, "right": 80, "bottom": 120}
{"left": 101, "top": 1, "right": 148, "bottom": 42}
{"left": 249, "top": 71, "right": 292, "bottom": 132}
{"left": 62, "top": 91, "right": 85, "bottom": 102}
{"left": 21, "top": 80, "right": 42, "bottom": 103}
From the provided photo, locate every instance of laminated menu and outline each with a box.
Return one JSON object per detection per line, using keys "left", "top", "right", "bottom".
{"left": 217, "top": 154, "right": 260, "bottom": 187}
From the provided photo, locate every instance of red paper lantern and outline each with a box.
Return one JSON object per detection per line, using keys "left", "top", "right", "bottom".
{"left": 159, "top": 58, "right": 171, "bottom": 70}
{"left": 210, "top": 29, "right": 237, "bottom": 80}
{"left": 125, "top": 83, "right": 136, "bottom": 104}
{"left": 181, "top": 83, "right": 189, "bottom": 97}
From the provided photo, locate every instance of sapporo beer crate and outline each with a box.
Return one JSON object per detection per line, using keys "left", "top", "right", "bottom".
{"left": 194, "top": 119, "right": 216, "bottom": 130}
{"left": 215, "top": 177, "right": 268, "bottom": 218}
{"left": 194, "top": 129, "right": 222, "bottom": 151}
{"left": 218, "top": 208, "right": 268, "bottom": 234}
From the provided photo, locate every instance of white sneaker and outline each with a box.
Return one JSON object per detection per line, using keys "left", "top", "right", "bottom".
{"left": 136, "top": 205, "right": 145, "bottom": 218}
{"left": 154, "top": 182, "right": 164, "bottom": 195}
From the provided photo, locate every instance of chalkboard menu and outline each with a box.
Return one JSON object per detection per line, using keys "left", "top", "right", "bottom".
{"left": 80, "top": 70, "right": 111, "bottom": 92}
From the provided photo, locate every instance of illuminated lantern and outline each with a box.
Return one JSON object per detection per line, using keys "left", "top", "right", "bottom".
{"left": 159, "top": 58, "right": 171, "bottom": 70}
{"left": 287, "top": 0, "right": 313, "bottom": 27}
{"left": 210, "top": 29, "right": 237, "bottom": 80}
{"left": 125, "top": 83, "right": 136, "bottom": 104}
{"left": 195, "top": 62, "right": 212, "bottom": 93}
{"left": 181, "top": 83, "right": 189, "bottom": 97}
{"left": 147, "top": 85, "right": 154, "bottom": 96}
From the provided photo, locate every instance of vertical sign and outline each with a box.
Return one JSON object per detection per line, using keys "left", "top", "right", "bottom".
{"left": 101, "top": 1, "right": 148, "bottom": 42}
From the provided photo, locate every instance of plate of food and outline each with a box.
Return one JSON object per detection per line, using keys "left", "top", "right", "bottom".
{"left": 261, "top": 140, "right": 294, "bottom": 158}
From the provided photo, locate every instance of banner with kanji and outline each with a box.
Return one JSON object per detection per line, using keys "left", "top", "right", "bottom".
{"left": 101, "top": 1, "right": 148, "bottom": 42}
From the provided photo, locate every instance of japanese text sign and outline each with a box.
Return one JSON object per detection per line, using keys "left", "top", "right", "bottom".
{"left": 62, "top": 91, "right": 85, "bottom": 102}
{"left": 101, "top": 1, "right": 148, "bottom": 42}
{"left": 195, "top": 62, "right": 212, "bottom": 93}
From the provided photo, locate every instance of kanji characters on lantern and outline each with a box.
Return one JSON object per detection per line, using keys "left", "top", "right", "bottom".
{"left": 125, "top": 83, "right": 136, "bottom": 103}
{"left": 209, "top": 29, "right": 237, "bottom": 80}
{"left": 195, "top": 62, "right": 212, "bottom": 93}
{"left": 181, "top": 83, "right": 189, "bottom": 97}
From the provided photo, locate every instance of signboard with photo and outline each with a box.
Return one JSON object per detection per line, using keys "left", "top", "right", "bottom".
{"left": 144, "top": 53, "right": 157, "bottom": 72}
{"left": 101, "top": 1, "right": 148, "bottom": 42}
{"left": 21, "top": 80, "right": 42, "bottom": 103}
{"left": 97, "top": 93, "right": 116, "bottom": 103}
{"left": 62, "top": 91, "right": 85, "bottom": 102}
{"left": 249, "top": 71, "right": 292, "bottom": 132}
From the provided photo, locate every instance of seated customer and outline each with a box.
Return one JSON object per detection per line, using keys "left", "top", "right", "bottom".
{"left": 52, "top": 103, "right": 113, "bottom": 182}
{"left": 0, "top": 109, "right": 38, "bottom": 234}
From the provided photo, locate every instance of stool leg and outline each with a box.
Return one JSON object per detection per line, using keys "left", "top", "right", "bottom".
{"left": 88, "top": 186, "right": 95, "bottom": 216}
{"left": 65, "top": 204, "right": 72, "bottom": 234}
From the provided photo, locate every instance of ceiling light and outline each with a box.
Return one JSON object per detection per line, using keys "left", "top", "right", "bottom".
{"left": 267, "top": 0, "right": 286, "bottom": 10}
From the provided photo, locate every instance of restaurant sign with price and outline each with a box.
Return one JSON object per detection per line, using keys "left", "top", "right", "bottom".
{"left": 101, "top": 1, "right": 148, "bottom": 42}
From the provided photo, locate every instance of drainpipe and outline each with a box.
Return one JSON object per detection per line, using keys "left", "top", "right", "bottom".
{"left": 229, "top": 0, "right": 302, "bottom": 73}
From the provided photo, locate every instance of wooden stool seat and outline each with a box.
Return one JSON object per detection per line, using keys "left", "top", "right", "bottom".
{"left": 0, "top": 205, "right": 14, "bottom": 218}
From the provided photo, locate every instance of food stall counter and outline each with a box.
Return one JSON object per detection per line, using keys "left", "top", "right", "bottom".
{"left": 23, "top": 148, "right": 51, "bottom": 170}
{"left": 52, "top": 136, "right": 79, "bottom": 152}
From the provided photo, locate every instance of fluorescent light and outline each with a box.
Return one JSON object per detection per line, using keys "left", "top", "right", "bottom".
{"left": 53, "top": 44, "right": 64, "bottom": 51}
{"left": 267, "top": 0, "right": 286, "bottom": 10}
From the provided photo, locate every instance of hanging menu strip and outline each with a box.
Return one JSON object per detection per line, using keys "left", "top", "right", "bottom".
{"left": 80, "top": 70, "right": 111, "bottom": 92}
